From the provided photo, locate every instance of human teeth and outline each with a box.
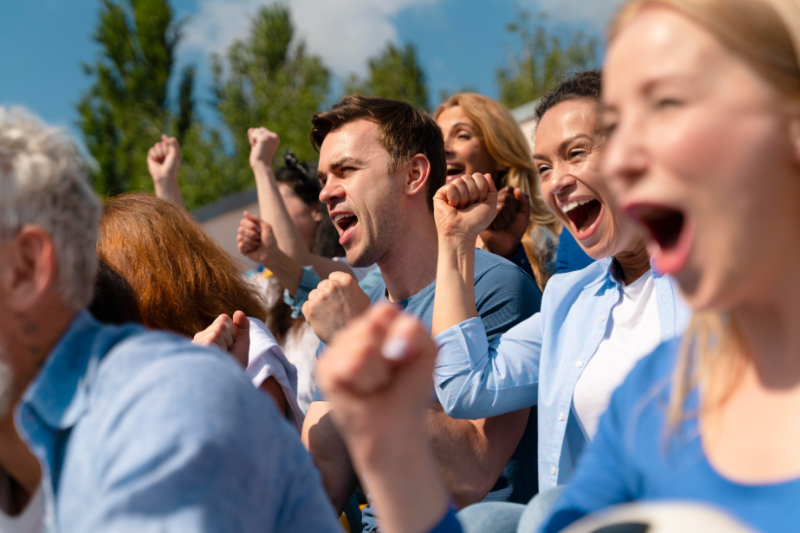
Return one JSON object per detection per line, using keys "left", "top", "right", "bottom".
{"left": 333, "top": 213, "right": 354, "bottom": 224}
{"left": 561, "top": 198, "right": 594, "bottom": 214}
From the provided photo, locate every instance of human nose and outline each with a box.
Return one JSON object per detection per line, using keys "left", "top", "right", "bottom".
{"left": 602, "top": 118, "right": 648, "bottom": 196}
{"left": 547, "top": 163, "right": 578, "bottom": 196}
{"left": 319, "top": 176, "right": 344, "bottom": 205}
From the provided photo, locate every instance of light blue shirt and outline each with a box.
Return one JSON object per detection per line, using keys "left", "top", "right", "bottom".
{"left": 433, "top": 258, "right": 690, "bottom": 491}
{"left": 16, "top": 310, "right": 340, "bottom": 533}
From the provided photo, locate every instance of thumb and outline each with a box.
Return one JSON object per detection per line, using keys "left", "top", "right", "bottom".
{"left": 233, "top": 310, "right": 250, "bottom": 341}
{"left": 243, "top": 211, "right": 262, "bottom": 223}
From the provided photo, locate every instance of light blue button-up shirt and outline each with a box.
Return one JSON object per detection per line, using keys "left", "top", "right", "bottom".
{"left": 16, "top": 310, "right": 340, "bottom": 533}
{"left": 433, "top": 258, "right": 690, "bottom": 492}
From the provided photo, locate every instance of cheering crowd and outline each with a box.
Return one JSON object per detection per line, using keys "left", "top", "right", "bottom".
{"left": 2, "top": 0, "right": 800, "bottom": 531}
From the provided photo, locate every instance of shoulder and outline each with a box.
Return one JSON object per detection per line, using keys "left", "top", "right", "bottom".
{"left": 473, "top": 249, "right": 538, "bottom": 293}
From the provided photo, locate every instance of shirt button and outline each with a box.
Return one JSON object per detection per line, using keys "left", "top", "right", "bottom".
{"left": 600, "top": 313, "right": 608, "bottom": 321}
{"left": 551, "top": 466, "right": 557, "bottom": 475}
{"left": 576, "top": 361, "right": 583, "bottom": 368}
{"left": 558, "top": 412, "right": 566, "bottom": 421}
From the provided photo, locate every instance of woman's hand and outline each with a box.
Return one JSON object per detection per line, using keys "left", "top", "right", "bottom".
{"left": 192, "top": 311, "right": 250, "bottom": 368}
{"left": 237, "top": 211, "right": 279, "bottom": 269}
{"left": 248, "top": 127, "right": 281, "bottom": 171}
{"left": 480, "top": 186, "right": 531, "bottom": 259}
{"left": 147, "top": 135, "right": 185, "bottom": 208}
{"left": 433, "top": 173, "right": 498, "bottom": 242}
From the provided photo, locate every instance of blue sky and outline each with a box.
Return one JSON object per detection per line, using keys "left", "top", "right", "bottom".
{"left": 0, "top": 0, "right": 621, "bottom": 146}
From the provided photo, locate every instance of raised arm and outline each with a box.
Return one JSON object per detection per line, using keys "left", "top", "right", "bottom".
{"left": 247, "top": 127, "right": 352, "bottom": 278}
{"left": 147, "top": 135, "right": 185, "bottom": 209}
{"left": 431, "top": 173, "right": 498, "bottom": 337}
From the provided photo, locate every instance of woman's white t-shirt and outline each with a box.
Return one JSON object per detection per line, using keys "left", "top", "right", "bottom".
{"left": 573, "top": 270, "right": 662, "bottom": 439}
{"left": 244, "top": 317, "right": 305, "bottom": 430}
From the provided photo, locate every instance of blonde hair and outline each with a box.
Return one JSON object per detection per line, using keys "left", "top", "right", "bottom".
{"left": 609, "top": 0, "right": 800, "bottom": 429}
{"left": 435, "top": 93, "right": 562, "bottom": 287}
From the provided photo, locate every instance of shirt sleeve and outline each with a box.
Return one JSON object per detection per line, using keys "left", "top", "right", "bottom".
{"left": 283, "top": 266, "right": 322, "bottom": 319}
{"left": 433, "top": 313, "right": 543, "bottom": 419}
{"left": 79, "top": 352, "right": 340, "bottom": 533}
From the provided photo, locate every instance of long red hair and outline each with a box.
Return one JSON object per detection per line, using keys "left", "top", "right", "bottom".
{"left": 97, "top": 193, "right": 267, "bottom": 337}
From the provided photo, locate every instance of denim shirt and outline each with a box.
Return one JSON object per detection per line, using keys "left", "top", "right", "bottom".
{"left": 16, "top": 310, "right": 340, "bottom": 533}
{"left": 433, "top": 258, "right": 690, "bottom": 492}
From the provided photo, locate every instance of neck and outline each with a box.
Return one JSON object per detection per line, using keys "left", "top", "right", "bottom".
{"left": 732, "top": 254, "right": 800, "bottom": 389}
{"left": 613, "top": 237, "right": 651, "bottom": 285}
{"left": 377, "top": 209, "right": 439, "bottom": 302}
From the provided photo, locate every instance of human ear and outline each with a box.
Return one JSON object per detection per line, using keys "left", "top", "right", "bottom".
{"left": 4, "top": 226, "right": 57, "bottom": 312}
{"left": 311, "top": 206, "right": 324, "bottom": 224}
{"left": 404, "top": 154, "right": 432, "bottom": 199}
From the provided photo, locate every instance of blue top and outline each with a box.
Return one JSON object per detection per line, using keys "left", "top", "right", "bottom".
{"left": 554, "top": 230, "right": 594, "bottom": 274}
{"left": 434, "top": 258, "right": 690, "bottom": 491}
{"left": 352, "top": 249, "right": 543, "bottom": 531}
{"left": 16, "top": 310, "right": 341, "bottom": 533}
{"left": 539, "top": 338, "right": 800, "bottom": 533}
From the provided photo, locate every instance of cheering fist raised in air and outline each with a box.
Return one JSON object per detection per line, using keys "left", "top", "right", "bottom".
{"left": 238, "top": 211, "right": 279, "bottom": 269}
{"left": 147, "top": 135, "right": 184, "bottom": 207}
{"left": 317, "top": 303, "right": 450, "bottom": 533}
{"left": 302, "top": 272, "right": 371, "bottom": 344}
{"left": 433, "top": 172, "right": 498, "bottom": 242}
{"left": 192, "top": 311, "right": 250, "bottom": 368}
{"left": 248, "top": 127, "right": 281, "bottom": 170}
{"left": 481, "top": 186, "right": 531, "bottom": 259}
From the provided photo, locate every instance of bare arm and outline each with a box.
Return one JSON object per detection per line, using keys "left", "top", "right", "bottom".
{"left": 427, "top": 403, "right": 530, "bottom": 508}
{"left": 431, "top": 173, "right": 498, "bottom": 336}
{"left": 147, "top": 135, "right": 185, "bottom": 209}
{"left": 247, "top": 127, "right": 352, "bottom": 279}
{"left": 317, "top": 305, "right": 451, "bottom": 533}
{"left": 301, "top": 401, "right": 359, "bottom": 514}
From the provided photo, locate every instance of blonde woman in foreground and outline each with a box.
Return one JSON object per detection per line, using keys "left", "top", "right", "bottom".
{"left": 315, "top": 0, "right": 800, "bottom": 532}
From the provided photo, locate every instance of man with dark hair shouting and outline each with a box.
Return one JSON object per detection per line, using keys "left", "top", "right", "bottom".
{"left": 300, "top": 95, "right": 542, "bottom": 531}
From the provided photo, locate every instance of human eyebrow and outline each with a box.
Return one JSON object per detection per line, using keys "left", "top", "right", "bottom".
{"left": 532, "top": 134, "right": 593, "bottom": 160}
{"left": 329, "top": 157, "right": 367, "bottom": 172}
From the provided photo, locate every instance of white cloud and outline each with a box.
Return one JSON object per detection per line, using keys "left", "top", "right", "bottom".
{"left": 183, "top": 0, "right": 434, "bottom": 77}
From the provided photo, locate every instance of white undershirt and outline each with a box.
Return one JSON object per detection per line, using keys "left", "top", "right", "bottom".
{"left": 573, "top": 270, "right": 661, "bottom": 440}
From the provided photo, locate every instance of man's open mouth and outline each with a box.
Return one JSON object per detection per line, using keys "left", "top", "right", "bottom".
{"left": 332, "top": 212, "right": 358, "bottom": 233}
{"left": 561, "top": 198, "right": 602, "bottom": 234}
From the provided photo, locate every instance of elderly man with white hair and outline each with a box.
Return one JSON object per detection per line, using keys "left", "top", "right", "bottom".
{"left": 0, "top": 107, "right": 341, "bottom": 532}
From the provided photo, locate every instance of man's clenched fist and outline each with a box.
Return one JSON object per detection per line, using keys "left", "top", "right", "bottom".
{"left": 302, "top": 272, "right": 371, "bottom": 344}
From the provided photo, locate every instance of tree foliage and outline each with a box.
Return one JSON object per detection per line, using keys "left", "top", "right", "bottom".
{"left": 497, "top": 11, "right": 600, "bottom": 109}
{"left": 345, "top": 43, "right": 429, "bottom": 111}
{"left": 213, "top": 4, "right": 330, "bottom": 179}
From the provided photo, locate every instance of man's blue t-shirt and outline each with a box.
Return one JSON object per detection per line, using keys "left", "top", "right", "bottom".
{"left": 358, "top": 249, "right": 542, "bottom": 531}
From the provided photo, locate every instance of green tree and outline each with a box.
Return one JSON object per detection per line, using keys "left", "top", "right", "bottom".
{"left": 213, "top": 4, "right": 330, "bottom": 179}
{"left": 78, "top": 0, "right": 180, "bottom": 195}
{"left": 497, "top": 11, "right": 600, "bottom": 108}
{"left": 77, "top": 0, "right": 241, "bottom": 209}
{"left": 345, "top": 43, "right": 429, "bottom": 111}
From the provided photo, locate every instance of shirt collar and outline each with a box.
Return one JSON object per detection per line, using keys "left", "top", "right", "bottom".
{"left": 21, "top": 310, "right": 104, "bottom": 430}
{"left": 585, "top": 255, "right": 661, "bottom": 290}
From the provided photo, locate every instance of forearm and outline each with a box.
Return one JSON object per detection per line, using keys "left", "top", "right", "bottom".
{"left": 426, "top": 404, "right": 530, "bottom": 508}
{"left": 252, "top": 165, "right": 314, "bottom": 262}
{"left": 264, "top": 247, "right": 304, "bottom": 296}
{"left": 432, "top": 236, "right": 478, "bottom": 337}
{"left": 302, "top": 402, "right": 359, "bottom": 513}
{"left": 352, "top": 418, "right": 450, "bottom": 533}
{"left": 153, "top": 178, "right": 185, "bottom": 209}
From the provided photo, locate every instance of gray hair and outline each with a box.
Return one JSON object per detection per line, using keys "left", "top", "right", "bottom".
{"left": 0, "top": 107, "right": 101, "bottom": 310}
